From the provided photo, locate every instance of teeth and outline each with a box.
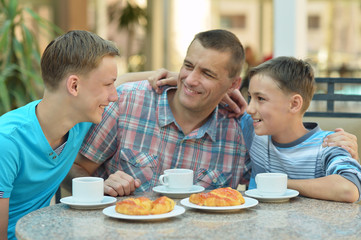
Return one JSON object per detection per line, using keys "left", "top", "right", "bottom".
{"left": 185, "top": 86, "right": 198, "bottom": 94}
{"left": 253, "top": 119, "right": 261, "bottom": 123}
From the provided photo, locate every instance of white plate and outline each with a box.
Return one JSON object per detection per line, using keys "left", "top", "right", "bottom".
{"left": 153, "top": 185, "right": 205, "bottom": 198}
{"left": 244, "top": 189, "right": 299, "bottom": 203}
{"left": 60, "top": 196, "right": 117, "bottom": 210}
{"left": 102, "top": 205, "right": 185, "bottom": 220}
{"left": 180, "top": 197, "right": 258, "bottom": 212}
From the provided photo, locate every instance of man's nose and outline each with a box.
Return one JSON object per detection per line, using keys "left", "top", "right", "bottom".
{"left": 184, "top": 70, "right": 200, "bottom": 86}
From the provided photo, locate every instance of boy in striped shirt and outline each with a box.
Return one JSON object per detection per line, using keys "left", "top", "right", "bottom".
{"left": 241, "top": 56, "right": 361, "bottom": 202}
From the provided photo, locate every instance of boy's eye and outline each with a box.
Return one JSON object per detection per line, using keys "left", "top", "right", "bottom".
{"left": 258, "top": 96, "right": 265, "bottom": 101}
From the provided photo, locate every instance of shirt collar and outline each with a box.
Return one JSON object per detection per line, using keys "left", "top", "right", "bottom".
{"left": 157, "top": 86, "right": 220, "bottom": 142}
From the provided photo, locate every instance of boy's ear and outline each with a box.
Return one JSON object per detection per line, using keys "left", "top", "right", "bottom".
{"left": 289, "top": 94, "right": 303, "bottom": 113}
{"left": 66, "top": 75, "right": 80, "bottom": 96}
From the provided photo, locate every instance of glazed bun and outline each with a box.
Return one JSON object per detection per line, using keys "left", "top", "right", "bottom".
{"left": 189, "top": 187, "right": 245, "bottom": 206}
{"left": 115, "top": 196, "right": 175, "bottom": 215}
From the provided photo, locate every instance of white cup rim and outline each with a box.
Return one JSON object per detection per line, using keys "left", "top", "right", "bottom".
{"left": 72, "top": 177, "right": 104, "bottom": 182}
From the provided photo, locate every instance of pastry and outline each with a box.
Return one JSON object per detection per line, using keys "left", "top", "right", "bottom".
{"left": 115, "top": 197, "right": 152, "bottom": 215}
{"left": 189, "top": 187, "right": 245, "bottom": 206}
{"left": 150, "top": 196, "right": 175, "bottom": 214}
{"left": 115, "top": 196, "right": 175, "bottom": 215}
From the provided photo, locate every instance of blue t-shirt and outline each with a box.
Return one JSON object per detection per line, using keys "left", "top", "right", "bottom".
{"left": 0, "top": 100, "right": 92, "bottom": 239}
{"left": 240, "top": 113, "right": 361, "bottom": 200}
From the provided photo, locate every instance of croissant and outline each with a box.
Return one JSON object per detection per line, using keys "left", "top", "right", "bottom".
{"left": 115, "top": 196, "right": 175, "bottom": 215}
{"left": 151, "top": 196, "right": 175, "bottom": 214}
{"left": 189, "top": 187, "right": 245, "bottom": 207}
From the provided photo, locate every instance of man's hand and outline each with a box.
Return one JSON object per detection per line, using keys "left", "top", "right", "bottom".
{"left": 323, "top": 128, "right": 359, "bottom": 160}
{"left": 220, "top": 89, "right": 247, "bottom": 118}
{"left": 148, "top": 68, "right": 178, "bottom": 94}
{"left": 104, "top": 171, "right": 141, "bottom": 196}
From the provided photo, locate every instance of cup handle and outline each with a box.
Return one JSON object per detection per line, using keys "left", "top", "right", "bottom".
{"left": 159, "top": 174, "right": 168, "bottom": 186}
{"left": 255, "top": 174, "right": 259, "bottom": 185}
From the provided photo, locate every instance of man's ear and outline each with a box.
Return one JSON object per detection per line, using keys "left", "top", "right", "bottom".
{"left": 228, "top": 77, "right": 242, "bottom": 93}
{"left": 289, "top": 94, "right": 303, "bottom": 113}
{"left": 66, "top": 75, "right": 80, "bottom": 96}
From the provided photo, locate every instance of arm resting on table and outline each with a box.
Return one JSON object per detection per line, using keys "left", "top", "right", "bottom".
{"left": 288, "top": 174, "right": 359, "bottom": 203}
{"left": 62, "top": 153, "right": 141, "bottom": 197}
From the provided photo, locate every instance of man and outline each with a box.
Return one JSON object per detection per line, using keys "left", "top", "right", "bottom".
{"left": 65, "top": 29, "right": 250, "bottom": 196}
{"left": 0, "top": 30, "right": 119, "bottom": 240}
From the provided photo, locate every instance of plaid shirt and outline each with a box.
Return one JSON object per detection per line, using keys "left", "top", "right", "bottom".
{"left": 80, "top": 81, "right": 250, "bottom": 192}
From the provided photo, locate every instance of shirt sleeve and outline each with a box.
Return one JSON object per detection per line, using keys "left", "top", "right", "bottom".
{"left": 322, "top": 146, "right": 361, "bottom": 200}
{"left": 0, "top": 134, "right": 19, "bottom": 198}
{"left": 239, "top": 113, "right": 255, "bottom": 151}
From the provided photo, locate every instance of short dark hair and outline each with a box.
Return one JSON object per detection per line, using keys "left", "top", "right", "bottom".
{"left": 192, "top": 29, "right": 245, "bottom": 79}
{"left": 249, "top": 56, "right": 315, "bottom": 113}
{"left": 41, "top": 30, "right": 120, "bottom": 90}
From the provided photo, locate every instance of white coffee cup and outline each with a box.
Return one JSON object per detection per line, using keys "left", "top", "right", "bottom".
{"left": 255, "top": 173, "right": 287, "bottom": 196}
{"left": 158, "top": 169, "right": 193, "bottom": 191}
{"left": 72, "top": 177, "right": 104, "bottom": 203}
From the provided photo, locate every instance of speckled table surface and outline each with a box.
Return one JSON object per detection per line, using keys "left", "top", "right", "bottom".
{"left": 16, "top": 192, "right": 361, "bottom": 240}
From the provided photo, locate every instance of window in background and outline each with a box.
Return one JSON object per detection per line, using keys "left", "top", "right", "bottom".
{"left": 220, "top": 15, "right": 246, "bottom": 29}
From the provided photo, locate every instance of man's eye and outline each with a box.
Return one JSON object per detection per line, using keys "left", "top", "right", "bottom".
{"left": 204, "top": 72, "right": 215, "bottom": 79}
{"left": 184, "top": 63, "right": 193, "bottom": 69}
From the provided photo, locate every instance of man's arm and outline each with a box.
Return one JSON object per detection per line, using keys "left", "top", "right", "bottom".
{"left": 288, "top": 174, "right": 359, "bottom": 203}
{"left": 323, "top": 128, "right": 359, "bottom": 161}
{"left": 0, "top": 198, "right": 9, "bottom": 240}
{"left": 63, "top": 153, "right": 141, "bottom": 197}
{"left": 115, "top": 71, "right": 161, "bottom": 87}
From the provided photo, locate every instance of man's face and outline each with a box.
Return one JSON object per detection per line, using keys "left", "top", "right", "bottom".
{"left": 247, "top": 74, "right": 293, "bottom": 142}
{"left": 77, "top": 56, "right": 118, "bottom": 124}
{"left": 175, "top": 40, "right": 236, "bottom": 115}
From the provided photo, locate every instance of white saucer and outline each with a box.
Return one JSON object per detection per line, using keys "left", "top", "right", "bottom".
{"left": 180, "top": 197, "right": 258, "bottom": 212}
{"left": 60, "top": 196, "right": 117, "bottom": 210}
{"left": 152, "top": 185, "right": 205, "bottom": 198}
{"left": 102, "top": 205, "right": 185, "bottom": 220}
{"left": 244, "top": 189, "right": 299, "bottom": 203}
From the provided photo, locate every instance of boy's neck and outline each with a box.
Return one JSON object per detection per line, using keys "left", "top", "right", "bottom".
{"left": 271, "top": 118, "right": 309, "bottom": 144}
{"left": 36, "top": 93, "right": 77, "bottom": 149}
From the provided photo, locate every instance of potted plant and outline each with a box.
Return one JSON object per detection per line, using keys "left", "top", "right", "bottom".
{"left": 0, "top": 0, "right": 62, "bottom": 115}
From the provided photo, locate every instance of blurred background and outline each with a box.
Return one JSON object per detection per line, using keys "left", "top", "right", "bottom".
{"left": 0, "top": 0, "right": 360, "bottom": 115}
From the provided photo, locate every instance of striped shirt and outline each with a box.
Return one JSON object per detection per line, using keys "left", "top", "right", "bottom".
{"left": 240, "top": 113, "right": 361, "bottom": 199}
{"left": 80, "top": 81, "right": 250, "bottom": 191}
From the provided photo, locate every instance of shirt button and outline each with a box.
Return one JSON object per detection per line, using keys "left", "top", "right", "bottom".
{"left": 213, "top": 179, "right": 217, "bottom": 183}
{"left": 49, "top": 152, "right": 53, "bottom": 156}
{"left": 52, "top": 156, "right": 57, "bottom": 159}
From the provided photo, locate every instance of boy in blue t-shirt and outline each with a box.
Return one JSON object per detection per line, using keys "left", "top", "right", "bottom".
{"left": 241, "top": 56, "right": 361, "bottom": 202}
{"left": 0, "top": 30, "right": 120, "bottom": 240}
